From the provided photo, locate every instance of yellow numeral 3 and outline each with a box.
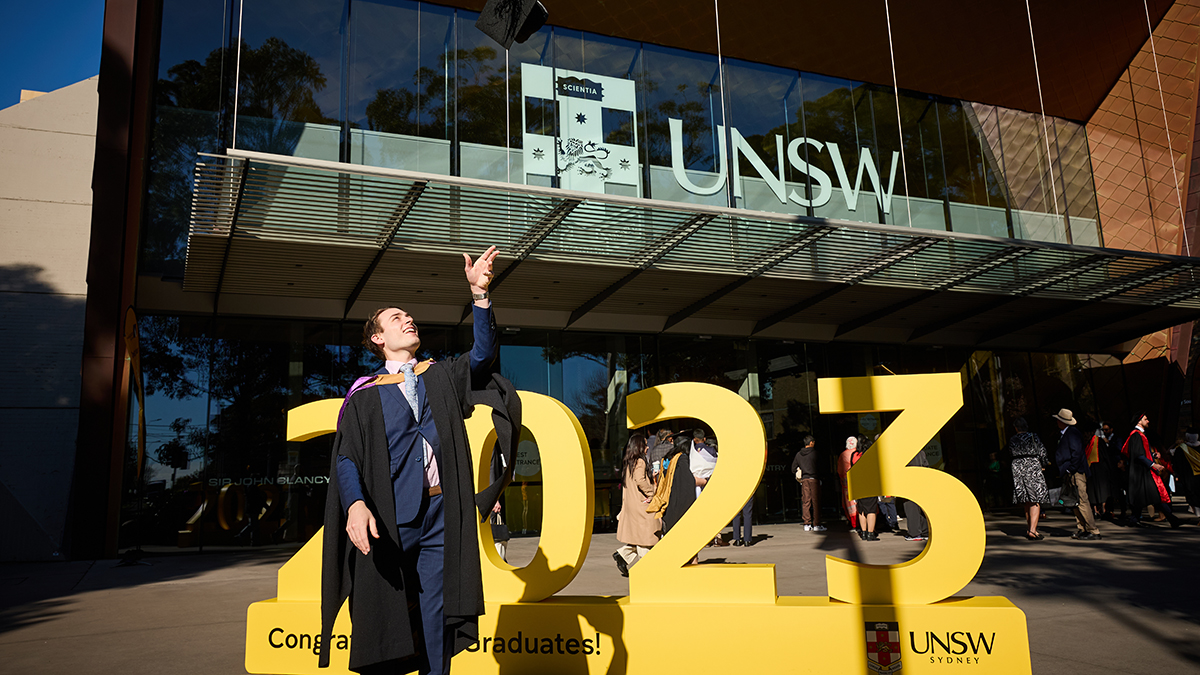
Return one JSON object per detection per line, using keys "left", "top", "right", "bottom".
{"left": 818, "top": 373, "right": 984, "bottom": 605}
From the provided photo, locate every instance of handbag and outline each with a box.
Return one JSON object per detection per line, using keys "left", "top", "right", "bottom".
{"left": 646, "top": 458, "right": 677, "bottom": 517}
{"left": 1056, "top": 477, "right": 1080, "bottom": 508}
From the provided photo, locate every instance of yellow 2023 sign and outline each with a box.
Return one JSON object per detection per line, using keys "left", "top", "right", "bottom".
{"left": 247, "top": 374, "right": 1027, "bottom": 675}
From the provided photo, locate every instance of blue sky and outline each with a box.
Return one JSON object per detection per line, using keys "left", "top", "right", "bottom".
{"left": 1, "top": 0, "right": 104, "bottom": 109}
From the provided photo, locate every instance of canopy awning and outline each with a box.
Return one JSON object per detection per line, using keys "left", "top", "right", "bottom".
{"left": 185, "top": 149, "right": 1200, "bottom": 353}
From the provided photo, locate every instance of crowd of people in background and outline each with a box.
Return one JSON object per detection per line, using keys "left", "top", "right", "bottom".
{"left": 830, "top": 434, "right": 930, "bottom": 543}
{"left": 615, "top": 427, "right": 735, "bottom": 575}
{"left": 609, "top": 404, "right": 1200, "bottom": 578}
{"left": 612, "top": 425, "right": 936, "bottom": 577}
{"left": 1000, "top": 408, "right": 1199, "bottom": 541}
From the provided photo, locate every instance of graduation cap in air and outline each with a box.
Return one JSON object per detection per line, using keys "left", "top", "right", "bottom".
{"left": 475, "top": 0, "right": 548, "bottom": 49}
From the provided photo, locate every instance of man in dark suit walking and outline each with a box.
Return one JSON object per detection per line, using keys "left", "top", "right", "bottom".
{"left": 1054, "top": 408, "right": 1101, "bottom": 540}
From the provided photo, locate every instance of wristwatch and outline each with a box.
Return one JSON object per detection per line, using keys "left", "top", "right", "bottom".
{"left": 471, "top": 291, "right": 489, "bottom": 301}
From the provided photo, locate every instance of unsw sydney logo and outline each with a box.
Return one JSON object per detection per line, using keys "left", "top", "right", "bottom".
{"left": 520, "top": 64, "right": 900, "bottom": 214}
{"left": 866, "top": 622, "right": 998, "bottom": 672}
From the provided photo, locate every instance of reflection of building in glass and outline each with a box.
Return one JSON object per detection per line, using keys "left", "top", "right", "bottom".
{"left": 9, "top": 0, "right": 1200, "bottom": 560}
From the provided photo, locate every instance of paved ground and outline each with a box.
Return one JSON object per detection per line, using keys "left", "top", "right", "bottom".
{"left": 2, "top": 504, "right": 1198, "bottom": 675}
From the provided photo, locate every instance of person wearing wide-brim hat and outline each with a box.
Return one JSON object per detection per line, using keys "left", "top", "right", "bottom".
{"left": 1053, "top": 408, "right": 1102, "bottom": 540}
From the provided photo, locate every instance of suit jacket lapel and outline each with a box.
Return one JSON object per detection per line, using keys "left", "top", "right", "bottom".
{"left": 374, "top": 364, "right": 416, "bottom": 424}
{"left": 416, "top": 375, "right": 427, "bottom": 415}
{"left": 416, "top": 374, "right": 442, "bottom": 462}
{"left": 379, "top": 379, "right": 415, "bottom": 423}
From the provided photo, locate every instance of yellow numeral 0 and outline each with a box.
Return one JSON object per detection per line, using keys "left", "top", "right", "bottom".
{"left": 466, "top": 392, "right": 595, "bottom": 603}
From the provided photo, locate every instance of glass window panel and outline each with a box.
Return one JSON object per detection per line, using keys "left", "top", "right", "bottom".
{"left": 722, "top": 58, "right": 802, "bottom": 216}
{"left": 456, "top": 8, "right": 511, "bottom": 181}
{"left": 142, "top": 0, "right": 231, "bottom": 276}
{"left": 525, "top": 97, "right": 559, "bottom": 135}
{"left": 1055, "top": 118, "right": 1102, "bottom": 246}
{"left": 506, "top": 24, "right": 554, "bottom": 150}
{"left": 642, "top": 44, "right": 726, "bottom": 206}
{"left": 119, "top": 315, "right": 214, "bottom": 551}
{"left": 883, "top": 92, "right": 942, "bottom": 230}
{"left": 349, "top": 1, "right": 454, "bottom": 174}
{"left": 997, "top": 108, "right": 1067, "bottom": 243}
{"left": 955, "top": 103, "right": 1012, "bottom": 237}
{"left": 849, "top": 83, "right": 883, "bottom": 225}
{"left": 802, "top": 74, "right": 866, "bottom": 223}
{"left": 120, "top": 312, "right": 472, "bottom": 552}
{"left": 551, "top": 29, "right": 644, "bottom": 87}
{"left": 233, "top": 0, "right": 343, "bottom": 159}
{"left": 602, "top": 107, "right": 635, "bottom": 146}
{"left": 858, "top": 83, "right": 907, "bottom": 227}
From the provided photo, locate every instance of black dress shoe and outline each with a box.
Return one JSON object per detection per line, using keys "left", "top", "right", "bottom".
{"left": 1072, "top": 532, "right": 1101, "bottom": 541}
{"left": 612, "top": 552, "right": 629, "bottom": 577}
{"left": 732, "top": 539, "right": 743, "bottom": 546}
{"left": 743, "top": 540, "right": 754, "bottom": 547}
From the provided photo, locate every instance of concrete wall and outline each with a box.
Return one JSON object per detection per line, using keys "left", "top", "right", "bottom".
{"left": 0, "top": 77, "right": 97, "bottom": 560}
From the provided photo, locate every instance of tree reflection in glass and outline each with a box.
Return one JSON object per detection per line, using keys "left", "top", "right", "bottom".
{"left": 145, "top": 37, "right": 335, "bottom": 276}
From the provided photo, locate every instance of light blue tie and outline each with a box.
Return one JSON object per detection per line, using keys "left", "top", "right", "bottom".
{"left": 399, "top": 362, "right": 420, "bottom": 422}
{"left": 400, "top": 362, "right": 428, "bottom": 469}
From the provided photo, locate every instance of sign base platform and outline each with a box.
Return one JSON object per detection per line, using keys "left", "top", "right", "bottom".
{"left": 248, "top": 593, "right": 1029, "bottom": 675}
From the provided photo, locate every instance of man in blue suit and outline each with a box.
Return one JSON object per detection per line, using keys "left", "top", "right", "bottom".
{"left": 322, "top": 246, "right": 506, "bottom": 675}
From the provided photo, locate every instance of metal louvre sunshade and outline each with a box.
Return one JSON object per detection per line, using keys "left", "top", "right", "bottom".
{"left": 186, "top": 149, "right": 1200, "bottom": 353}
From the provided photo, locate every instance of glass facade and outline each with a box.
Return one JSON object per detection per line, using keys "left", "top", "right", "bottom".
{"left": 141, "top": 0, "right": 1102, "bottom": 278}
{"left": 123, "top": 0, "right": 1148, "bottom": 551}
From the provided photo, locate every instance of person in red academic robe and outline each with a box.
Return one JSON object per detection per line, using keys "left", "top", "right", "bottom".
{"left": 1121, "top": 412, "right": 1181, "bottom": 529}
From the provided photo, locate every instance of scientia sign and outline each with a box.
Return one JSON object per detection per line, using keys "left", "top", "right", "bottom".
{"left": 246, "top": 375, "right": 1032, "bottom": 674}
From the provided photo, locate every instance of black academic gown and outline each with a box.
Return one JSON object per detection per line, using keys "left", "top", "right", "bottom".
{"left": 1087, "top": 436, "right": 1114, "bottom": 507}
{"left": 319, "top": 355, "right": 520, "bottom": 672}
{"left": 1124, "top": 430, "right": 1164, "bottom": 510}
{"left": 661, "top": 450, "right": 695, "bottom": 534}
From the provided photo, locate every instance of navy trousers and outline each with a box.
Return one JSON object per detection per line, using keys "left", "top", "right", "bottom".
{"left": 731, "top": 497, "right": 753, "bottom": 544}
{"left": 903, "top": 499, "right": 928, "bottom": 538}
{"left": 396, "top": 492, "right": 452, "bottom": 675}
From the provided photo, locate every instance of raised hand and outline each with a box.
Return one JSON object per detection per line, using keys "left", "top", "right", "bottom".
{"left": 464, "top": 245, "right": 500, "bottom": 293}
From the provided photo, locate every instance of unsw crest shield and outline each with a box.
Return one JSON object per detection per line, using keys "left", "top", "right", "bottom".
{"left": 865, "top": 621, "right": 903, "bottom": 674}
